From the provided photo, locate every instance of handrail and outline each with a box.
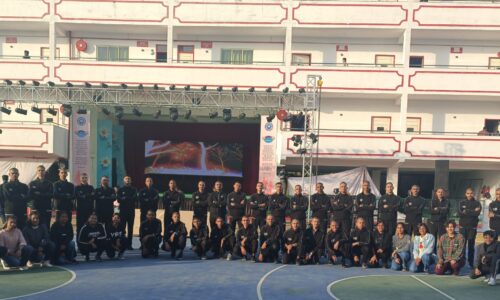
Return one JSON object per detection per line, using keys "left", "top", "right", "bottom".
{"left": 284, "top": 128, "right": 500, "bottom": 137}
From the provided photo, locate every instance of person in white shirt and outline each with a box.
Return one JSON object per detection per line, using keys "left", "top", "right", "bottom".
{"left": 410, "top": 223, "right": 435, "bottom": 273}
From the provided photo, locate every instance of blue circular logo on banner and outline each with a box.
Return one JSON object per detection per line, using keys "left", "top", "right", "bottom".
{"left": 77, "top": 116, "right": 86, "bottom": 126}
{"left": 76, "top": 130, "right": 88, "bottom": 138}
{"left": 265, "top": 122, "right": 273, "bottom": 131}
{"left": 264, "top": 136, "right": 274, "bottom": 143}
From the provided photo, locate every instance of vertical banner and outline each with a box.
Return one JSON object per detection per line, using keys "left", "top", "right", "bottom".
{"left": 258, "top": 116, "right": 278, "bottom": 195}
{"left": 96, "top": 119, "right": 113, "bottom": 186}
{"left": 112, "top": 124, "right": 126, "bottom": 186}
{"left": 70, "top": 112, "right": 91, "bottom": 184}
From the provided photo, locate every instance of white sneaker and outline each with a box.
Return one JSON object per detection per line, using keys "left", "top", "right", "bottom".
{"left": 43, "top": 261, "right": 53, "bottom": 267}
{"left": 226, "top": 253, "right": 232, "bottom": 261}
{"left": 488, "top": 278, "right": 496, "bottom": 286}
{"left": 18, "top": 267, "right": 26, "bottom": 271}
{"left": 483, "top": 276, "right": 490, "bottom": 283}
{"left": 0, "top": 259, "right": 10, "bottom": 270}
{"left": 26, "top": 261, "right": 33, "bottom": 268}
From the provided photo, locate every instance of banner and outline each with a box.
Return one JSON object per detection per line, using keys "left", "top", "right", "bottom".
{"left": 96, "top": 119, "right": 113, "bottom": 186}
{"left": 258, "top": 116, "right": 278, "bottom": 195}
{"left": 70, "top": 112, "right": 91, "bottom": 184}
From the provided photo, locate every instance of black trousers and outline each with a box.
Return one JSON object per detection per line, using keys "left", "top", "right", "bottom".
{"left": 379, "top": 219, "right": 397, "bottom": 238}
{"left": 96, "top": 210, "right": 112, "bottom": 226}
{"left": 10, "top": 210, "right": 27, "bottom": 230}
{"left": 209, "top": 213, "right": 225, "bottom": 233}
{"left": 460, "top": 226, "right": 477, "bottom": 266}
{"left": 210, "top": 237, "right": 234, "bottom": 258}
{"left": 249, "top": 213, "right": 266, "bottom": 232}
{"left": 327, "top": 243, "right": 350, "bottom": 263}
{"left": 282, "top": 247, "right": 299, "bottom": 264}
{"left": 79, "top": 240, "right": 106, "bottom": 256}
{"left": 299, "top": 244, "right": 322, "bottom": 265}
{"left": 106, "top": 237, "right": 129, "bottom": 258}
{"left": 351, "top": 245, "right": 372, "bottom": 265}
{"left": 193, "top": 209, "right": 208, "bottom": 228}
{"left": 259, "top": 241, "right": 279, "bottom": 262}
{"left": 470, "top": 254, "right": 499, "bottom": 279}
{"left": 192, "top": 239, "right": 208, "bottom": 257}
{"left": 233, "top": 239, "right": 257, "bottom": 257}
{"left": 120, "top": 209, "right": 135, "bottom": 242}
{"left": 428, "top": 219, "right": 446, "bottom": 251}
{"left": 56, "top": 208, "right": 72, "bottom": 225}
{"left": 163, "top": 235, "right": 186, "bottom": 258}
{"left": 405, "top": 221, "right": 420, "bottom": 237}
{"left": 370, "top": 251, "right": 390, "bottom": 267}
{"left": 76, "top": 209, "right": 92, "bottom": 234}
{"left": 228, "top": 214, "right": 243, "bottom": 232}
{"left": 141, "top": 235, "right": 160, "bottom": 258}
{"left": 34, "top": 208, "right": 52, "bottom": 227}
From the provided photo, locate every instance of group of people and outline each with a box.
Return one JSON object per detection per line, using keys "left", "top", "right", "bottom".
{"left": 0, "top": 166, "right": 499, "bottom": 286}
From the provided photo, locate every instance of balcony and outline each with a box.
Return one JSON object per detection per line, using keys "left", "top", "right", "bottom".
{"left": 0, "top": 0, "right": 49, "bottom": 21}
{"left": 0, "top": 59, "right": 50, "bottom": 82}
{"left": 413, "top": 3, "right": 500, "bottom": 28}
{"left": 0, "top": 123, "right": 69, "bottom": 158}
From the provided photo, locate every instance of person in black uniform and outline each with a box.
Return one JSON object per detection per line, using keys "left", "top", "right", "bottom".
{"left": 116, "top": 175, "right": 137, "bottom": 249}
{"left": 311, "top": 182, "right": 330, "bottom": 232}
{"left": 162, "top": 211, "right": 187, "bottom": 260}
{"left": 77, "top": 213, "right": 107, "bottom": 262}
{"left": 290, "top": 185, "right": 308, "bottom": 230}
{"left": 0, "top": 174, "right": 8, "bottom": 224}
{"left": 94, "top": 176, "right": 116, "bottom": 225}
{"left": 350, "top": 217, "right": 374, "bottom": 268}
{"left": 192, "top": 180, "right": 209, "bottom": 227}
{"left": 53, "top": 169, "right": 75, "bottom": 224}
{"left": 354, "top": 181, "right": 376, "bottom": 231}
{"left": 209, "top": 216, "right": 234, "bottom": 260}
{"left": 269, "top": 182, "right": 288, "bottom": 232}
{"left": 369, "top": 221, "right": 392, "bottom": 268}
{"left": 162, "top": 179, "right": 184, "bottom": 235}
{"left": 402, "top": 184, "right": 426, "bottom": 236}
{"left": 248, "top": 182, "right": 268, "bottom": 231}
{"left": 470, "top": 230, "right": 500, "bottom": 286}
{"left": 75, "top": 173, "right": 94, "bottom": 234}
{"left": 2, "top": 168, "right": 29, "bottom": 229}
{"left": 138, "top": 177, "right": 159, "bottom": 223}
{"left": 377, "top": 182, "right": 400, "bottom": 238}
{"left": 227, "top": 181, "right": 246, "bottom": 232}
{"left": 299, "top": 217, "right": 324, "bottom": 265}
{"left": 28, "top": 165, "right": 53, "bottom": 227}
{"left": 139, "top": 209, "right": 162, "bottom": 258}
{"left": 232, "top": 215, "right": 257, "bottom": 261}
{"left": 190, "top": 217, "right": 208, "bottom": 260}
{"left": 427, "top": 187, "right": 450, "bottom": 251}
{"left": 330, "top": 182, "right": 353, "bottom": 237}
{"left": 325, "top": 220, "right": 349, "bottom": 267}
{"left": 106, "top": 213, "right": 128, "bottom": 260}
{"left": 50, "top": 211, "right": 76, "bottom": 264}
{"left": 282, "top": 219, "right": 302, "bottom": 265}
{"left": 459, "top": 187, "right": 482, "bottom": 268}
{"left": 488, "top": 188, "right": 500, "bottom": 235}
{"left": 208, "top": 181, "right": 227, "bottom": 232}
{"left": 258, "top": 215, "right": 282, "bottom": 263}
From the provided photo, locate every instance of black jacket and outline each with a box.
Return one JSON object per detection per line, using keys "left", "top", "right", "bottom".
{"left": 429, "top": 198, "right": 450, "bottom": 223}
{"left": 235, "top": 225, "right": 257, "bottom": 246}
{"left": 290, "top": 194, "right": 308, "bottom": 220}
{"left": 138, "top": 187, "right": 159, "bottom": 212}
{"left": 28, "top": 178, "right": 53, "bottom": 211}
{"left": 227, "top": 191, "right": 246, "bottom": 218}
{"left": 301, "top": 227, "right": 324, "bottom": 254}
{"left": 330, "top": 193, "right": 353, "bottom": 221}
{"left": 117, "top": 185, "right": 137, "bottom": 213}
{"left": 192, "top": 190, "right": 209, "bottom": 212}
{"left": 210, "top": 223, "right": 233, "bottom": 242}
{"left": 53, "top": 180, "right": 75, "bottom": 212}
{"left": 190, "top": 226, "right": 209, "bottom": 245}
{"left": 163, "top": 189, "right": 184, "bottom": 213}
{"left": 2, "top": 180, "right": 29, "bottom": 214}
{"left": 283, "top": 228, "right": 302, "bottom": 247}
{"left": 75, "top": 184, "right": 94, "bottom": 213}
{"left": 164, "top": 221, "right": 187, "bottom": 242}
{"left": 373, "top": 230, "right": 391, "bottom": 252}
{"left": 458, "top": 198, "right": 482, "bottom": 228}
{"left": 22, "top": 222, "right": 50, "bottom": 248}
{"left": 311, "top": 193, "right": 330, "bottom": 220}
{"left": 78, "top": 223, "right": 107, "bottom": 244}
{"left": 355, "top": 193, "right": 376, "bottom": 219}
{"left": 107, "top": 222, "right": 126, "bottom": 243}
{"left": 269, "top": 193, "right": 288, "bottom": 219}
{"left": 94, "top": 186, "right": 116, "bottom": 217}
{"left": 208, "top": 191, "right": 227, "bottom": 217}
{"left": 50, "top": 221, "right": 74, "bottom": 245}
{"left": 248, "top": 193, "right": 268, "bottom": 218}
{"left": 489, "top": 200, "right": 500, "bottom": 227}
{"left": 259, "top": 223, "right": 281, "bottom": 245}
{"left": 350, "top": 227, "right": 373, "bottom": 249}
{"left": 139, "top": 218, "right": 162, "bottom": 239}
{"left": 402, "top": 195, "right": 426, "bottom": 224}
{"left": 377, "top": 194, "right": 400, "bottom": 221}
{"left": 325, "top": 229, "right": 349, "bottom": 251}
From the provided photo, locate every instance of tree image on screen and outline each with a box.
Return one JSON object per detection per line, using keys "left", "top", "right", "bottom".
{"left": 144, "top": 140, "right": 243, "bottom": 177}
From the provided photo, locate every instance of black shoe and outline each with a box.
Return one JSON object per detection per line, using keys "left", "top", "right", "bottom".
{"left": 85, "top": 255, "right": 90, "bottom": 262}
{"left": 127, "top": 246, "right": 134, "bottom": 251}
{"left": 95, "top": 255, "right": 102, "bottom": 262}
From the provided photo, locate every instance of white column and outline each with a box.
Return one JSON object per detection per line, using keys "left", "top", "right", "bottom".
{"left": 284, "top": 0, "right": 293, "bottom": 86}
{"left": 399, "top": 19, "right": 412, "bottom": 137}
{"left": 49, "top": 0, "right": 56, "bottom": 80}
{"left": 387, "top": 164, "right": 400, "bottom": 195}
{"left": 167, "top": 0, "right": 174, "bottom": 64}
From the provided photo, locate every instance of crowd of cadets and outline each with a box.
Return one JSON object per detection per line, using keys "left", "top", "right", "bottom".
{"left": 0, "top": 166, "right": 499, "bottom": 285}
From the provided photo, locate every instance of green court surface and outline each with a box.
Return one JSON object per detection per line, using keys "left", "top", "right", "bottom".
{"left": 329, "top": 275, "right": 498, "bottom": 300}
{"left": 0, "top": 267, "right": 74, "bottom": 299}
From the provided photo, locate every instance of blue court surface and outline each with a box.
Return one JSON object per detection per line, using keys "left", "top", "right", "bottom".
{"left": 1, "top": 238, "right": 497, "bottom": 300}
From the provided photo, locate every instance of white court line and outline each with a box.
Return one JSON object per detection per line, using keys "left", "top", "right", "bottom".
{"left": 326, "top": 275, "right": 390, "bottom": 300}
{"left": 1, "top": 266, "right": 76, "bottom": 300}
{"left": 411, "top": 275, "right": 456, "bottom": 300}
{"left": 256, "top": 265, "right": 287, "bottom": 300}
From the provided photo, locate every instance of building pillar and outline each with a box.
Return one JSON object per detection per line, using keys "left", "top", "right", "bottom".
{"left": 167, "top": 0, "right": 174, "bottom": 64}
{"left": 371, "top": 169, "right": 382, "bottom": 192}
{"left": 387, "top": 164, "right": 400, "bottom": 195}
{"left": 434, "top": 160, "right": 450, "bottom": 191}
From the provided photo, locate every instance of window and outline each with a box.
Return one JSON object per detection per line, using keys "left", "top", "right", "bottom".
{"left": 410, "top": 56, "right": 424, "bottom": 68}
{"left": 375, "top": 55, "right": 395, "bottom": 67}
{"left": 156, "top": 44, "right": 167, "bottom": 63}
{"left": 371, "top": 116, "right": 391, "bottom": 133}
{"left": 292, "top": 53, "right": 311, "bottom": 66}
{"left": 488, "top": 57, "right": 500, "bottom": 70}
{"left": 485, "top": 119, "right": 500, "bottom": 134}
{"left": 406, "top": 117, "right": 421, "bottom": 134}
{"left": 97, "top": 46, "right": 129, "bottom": 62}
{"left": 177, "top": 45, "right": 194, "bottom": 63}
{"left": 40, "top": 47, "right": 60, "bottom": 59}
{"left": 221, "top": 49, "right": 253, "bottom": 65}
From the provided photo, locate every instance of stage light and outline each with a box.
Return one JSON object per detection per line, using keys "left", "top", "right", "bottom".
{"left": 282, "top": 87, "right": 289, "bottom": 94}
{"left": 201, "top": 86, "right": 207, "bottom": 92}
{"left": 169, "top": 85, "right": 176, "bottom": 91}
{"left": 216, "top": 86, "right": 223, "bottom": 92}
{"left": 47, "top": 106, "right": 57, "bottom": 116}
{"left": 132, "top": 108, "right": 142, "bottom": 117}
{"left": 32, "top": 80, "right": 40, "bottom": 87}
{"left": 266, "top": 87, "right": 272, "bottom": 93}
{"left": 15, "top": 106, "right": 27, "bottom": 115}
{"left": 31, "top": 105, "right": 42, "bottom": 114}
{"left": 115, "top": 107, "right": 124, "bottom": 119}
{"left": 209, "top": 111, "right": 218, "bottom": 119}
{"left": 170, "top": 107, "right": 179, "bottom": 121}
{"left": 255, "top": 113, "right": 261, "bottom": 119}
{"left": 1, "top": 105, "right": 12, "bottom": 115}
{"left": 292, "top": 135, "right": 302, "bottom": 147}
{"left": 153, "top": 84, "right": 159, "bottom": 90}
{"left": 184, "top": 85, "right": 191, "bottom": 91}
{"left": 154, "top": 109, "right": 161, "bottom": 119}
{"left": 93, "top": 95, "right": 103, "bottom": 102}
{"left": 297, "top": 148, "right": 307, "bottom": 155}
{"left": 231, "top": 87, "right": 238, "bottom": 93}
{"left": 239, "top": 112, "right": 246, "bottom": 119}
{"left": 248, "top": 87, "right": 255, "bottom": 93}
{"left": 223, "top": 108, "right": 232, "bottom": 122}
{"left": 47, "top": 81, "right": 55, "bottom": 87}
{"left": 138, "top": 84, "right": 144, "bottom": 90}
{"left": 102, "top": 108, "right": 111, "bottom": 116}
{"left": 121, "top": 83, "right": 128, "bottom": 89}
{"left": 77, "top": 107, "right": 87, "bottom": 115}
{"left": 299, "top": 88, "right": 305, "bottom": 93}
{"left": 85, "top": 82, "right": 92, "bottom": 88}
{"left": 65, "top": 82, "right": 73, "bottom": 88}
{"left": 18, "top": 80, "right": 26, "bottom": 86}
{"left": 101, "top": 83, "right": 109, "bottom": 89}
{"left": 309, "top": 133, "right": 318, "bottom": 144}
{"left": 62, "top": 104, "right": 72, "bottom": 117}
{"left": 192, "top": 97, "right": 201, "bottom": 105}
{"left": 4, "top": 80, "right": 12, "bottom": 86}
{"left": 266, "top": 113, "right": 275, "bottom": 123}
{"left": 184, "top": 109, "right": 192, "bottom": 119}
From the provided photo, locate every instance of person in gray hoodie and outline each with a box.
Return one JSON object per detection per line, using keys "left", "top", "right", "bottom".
{"left": 22, "top": 211, "right": 55, "bottom": 267}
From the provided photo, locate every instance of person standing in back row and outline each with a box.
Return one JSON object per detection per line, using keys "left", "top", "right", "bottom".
{"left": 208, "top": 181, "right": 227, "bottom": 232}
{"left": 138, "top": 177, "right": 159, "bottom": 223}
{"left": 227, "top": 181, "right": 246, "bottom": 232}
{"left": 354, "top": 181, "right": 376, "bottom": 231}
{"left": 402, "top": 185, "right": 426, "bottom": 236}
{"left": 330, "top": 182, "right": 353, "bottom": 237}
{"left": 53, "top": 169, "right": 75, "bottom": 224}
{"left": 488, "top": 188, "right": 500, "bottom": 234}
{"left": 269, "top": 182, "right": 288, "bottom": 232}
{"left": 311, "top": 182, "right": 330, "bottom": 232}
{"left": 248, "top": 182, "right": 268, "bottom": 231}
{"left": 377, "top": 182, "right": 400, "bottom": 238}
{"left": 427, "top": 187, "right": 450, "bottom": 250}
{"left": 28, "top": 165, "right": 53, "bottom": 227}
{"left": 94, "top": 176, "right": 116, "bottom": 226}
{"left": 3, "top": 168, "right": 30, "bottom": 230}
{"left": 162, "top": 180, "right": 184, "bottom": 235}
{"left": 459, "top": 187, "right": 482, "bottom": 268}
{"left": 192, "top": 181, "right": 209, "bottom": 227}
{"left": 75, "top": 173, "right": 94, "bottom": 234}
{"left": 116, "top": 175, "right": 137, "bottom": 250}
{"left": 289, "top": 185, "right": 308, "bottom": 230}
